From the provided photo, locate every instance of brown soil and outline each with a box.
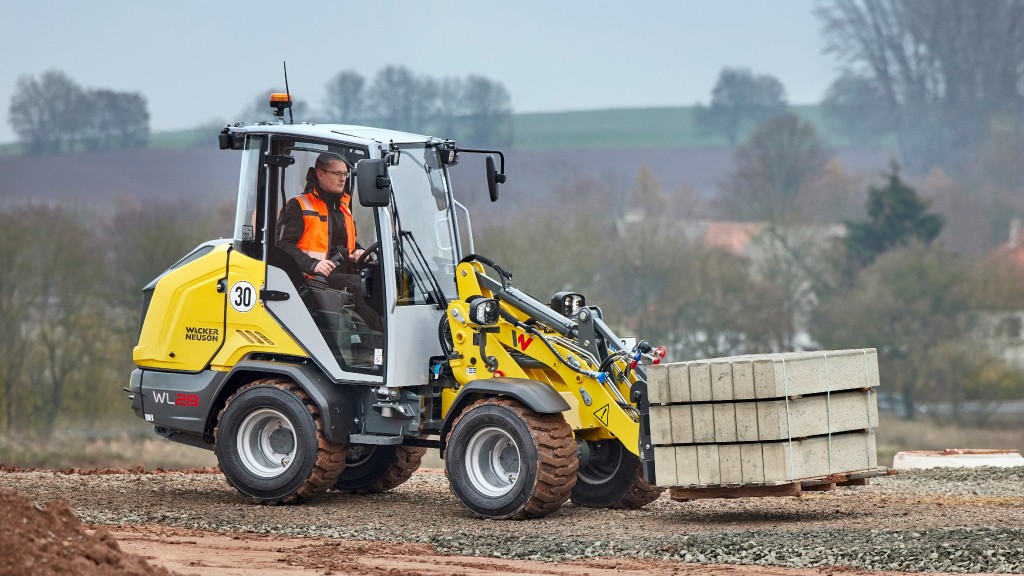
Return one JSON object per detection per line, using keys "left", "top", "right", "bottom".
{"left": 0, "top": 488, "right": 177, "bottom": 576}
{"left": 1, "top": 467, "right": 1017, "bottom": 576}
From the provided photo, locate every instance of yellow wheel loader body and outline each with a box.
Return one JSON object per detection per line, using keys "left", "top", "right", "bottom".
{"left": 134, "top": 244, "right": 306, "bottom": 373}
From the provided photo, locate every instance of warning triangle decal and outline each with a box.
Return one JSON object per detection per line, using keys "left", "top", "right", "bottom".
{"left": 594, "top": 404, "right": 610, "bottom": 427}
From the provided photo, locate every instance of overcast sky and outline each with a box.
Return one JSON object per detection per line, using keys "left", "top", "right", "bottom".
{"left": 0, "top": 0, "right": 837, "bottom": 144}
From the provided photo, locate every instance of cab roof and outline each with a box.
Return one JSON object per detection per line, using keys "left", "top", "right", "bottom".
{"left": 228, "top": 122, "right": 441, "bottom": 148}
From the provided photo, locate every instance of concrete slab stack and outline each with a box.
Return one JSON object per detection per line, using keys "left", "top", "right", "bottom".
{"left": 646, "top": 349, "right": 880, "bottom": 488}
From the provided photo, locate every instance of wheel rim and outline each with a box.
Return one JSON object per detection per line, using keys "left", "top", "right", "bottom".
{"left": 236, "top": 408, "right": 298, "bottom": 478}
{"left": 464, "top": 426, "right": 521, "bottom": 497}
{"left": 577, "top": 440, "right": 624, "bottom": 485}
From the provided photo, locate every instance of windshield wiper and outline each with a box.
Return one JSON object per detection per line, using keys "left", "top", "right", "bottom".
{"left": 399, "top": 229, "right": 448, "bottom": 310}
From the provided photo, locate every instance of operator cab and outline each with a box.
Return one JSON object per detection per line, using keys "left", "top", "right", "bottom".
{"left": 225, "top": 122, "right": 466, "bottom": 385}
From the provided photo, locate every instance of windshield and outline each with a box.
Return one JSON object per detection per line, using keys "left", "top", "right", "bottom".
{"left": 388, "top": 146, "right": 458, "bottom": 305}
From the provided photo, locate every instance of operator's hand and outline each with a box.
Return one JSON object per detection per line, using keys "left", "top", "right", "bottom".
{"left": 313, "top": 259, "right": 336, "bottom": 277}
{"left": 350, "top": 248, "right": 365, "bottom": 261}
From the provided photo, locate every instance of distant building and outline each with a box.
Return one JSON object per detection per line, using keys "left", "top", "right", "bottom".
{"left": 975, "top": 218, "right": 1024, "bottom": 370}
{"left": 618, "top": 215, "right": 846, "bottom": 351}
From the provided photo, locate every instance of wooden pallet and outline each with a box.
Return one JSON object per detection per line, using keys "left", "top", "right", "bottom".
{"left": 668, "top": 467, "right": 891, "bottom": 501}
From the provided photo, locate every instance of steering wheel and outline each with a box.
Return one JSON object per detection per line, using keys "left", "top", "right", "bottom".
{"left": 356, "top": 241, "right": 381, "bottom": 267}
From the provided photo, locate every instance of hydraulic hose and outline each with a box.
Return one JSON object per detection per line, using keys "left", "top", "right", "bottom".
{"left": 496, "top": 308, "right": 607, "bottom": 383}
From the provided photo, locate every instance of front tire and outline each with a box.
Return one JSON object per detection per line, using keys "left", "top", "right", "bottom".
{"left": 570, "top": 440, "right": 664, "bottom": 509}
{"left": 332, "top": 444, "right": 426, "bottom": 494}
{"left": 444, "top": 397, "right": 578, "bottom": 519}
{"left": 214, "top": 378, "right": 348, "bottom": 504}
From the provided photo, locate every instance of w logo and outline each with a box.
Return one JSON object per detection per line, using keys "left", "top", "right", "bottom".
{"left": 512, "top": 330, "right": 534, "bottom": 351}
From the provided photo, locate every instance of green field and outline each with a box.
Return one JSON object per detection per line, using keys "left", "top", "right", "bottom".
{"left": 1, "top": 104, "right": 865, "bottom": 157}
{"left": 510, "top": 104, "right": 848, "bottom": 150}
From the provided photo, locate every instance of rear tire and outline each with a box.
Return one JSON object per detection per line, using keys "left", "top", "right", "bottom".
{"left": 332, "top": 444, "right": 426, "bottom": 494}
{"left": 214, "top": 378, "right": 348, "bottom": 504}
{"left": 570, "top": 440, "right": 664, "bottom": 509}
{"left": 444, "top": 397, "right": 578, "bottom": 519}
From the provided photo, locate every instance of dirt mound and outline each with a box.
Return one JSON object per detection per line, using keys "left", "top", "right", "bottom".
{"left": 0, "top": 488, "right": 179, "bottom": 576}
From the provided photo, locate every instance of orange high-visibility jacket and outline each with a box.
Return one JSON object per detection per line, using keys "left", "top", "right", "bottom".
{"left": 295, "top": 190, "right": 356, "bottom": 261}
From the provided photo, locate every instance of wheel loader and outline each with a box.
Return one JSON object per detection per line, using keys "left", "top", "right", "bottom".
{"left": 128, "top": 94, "right": 882, "bottom": 519}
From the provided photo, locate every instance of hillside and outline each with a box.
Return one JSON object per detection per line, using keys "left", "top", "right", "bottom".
{"left": 0, "top": 142, "right": 889, "bottom": 215}
{"left": 0, "top": 103, "right": 876, "bottom": 157}
{"left": 1, "top": 105, "right": 897, "bottom": 220}
{"left": 511, "top": 104, "right": 847, "bottom": 150}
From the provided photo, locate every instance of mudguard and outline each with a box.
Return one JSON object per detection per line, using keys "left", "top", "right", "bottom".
{"left": 439, "top": 377, "right": 571, "bottom": 455}
{"left": 222, "top": 359, "right": 360, "bottom": 444}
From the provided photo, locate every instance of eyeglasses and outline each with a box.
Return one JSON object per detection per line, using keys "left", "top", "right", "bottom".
{"left": 320, "top": 168, "right": 350, "bottom": 180}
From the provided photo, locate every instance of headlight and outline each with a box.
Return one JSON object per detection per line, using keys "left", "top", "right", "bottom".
{"left": 469, "top": 298, "right": 499, "bottom": 325}
{"left": 551, "top": 291, "right": 585, "bottom": 317}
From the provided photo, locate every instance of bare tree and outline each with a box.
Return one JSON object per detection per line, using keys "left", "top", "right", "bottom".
{"left": 462, "top": 75, "right": 512, "bottom": 148}
{"left": 32, "top": 206, "right": 108, "bottom": 434}
{"left": 697, "top": 67, "right": 788, "bottom": 146}
{"left": 816, "top": 0, "right": 1024, "bottom": 171}
{"left": 431, "top": 77, "right": 466, "bottom": 138}
{"left": 8, "top": 70, "right": 86, "bottom": 154}
{"left": 0, "top": 209, "right": 42, "bottom": 433}
{"left": 82, "top": 89, "right": 150, "bottom": 150}
{"left": 368, "top": 65, "right": 425, "bottom": 132}
{"left": 323, "top": 70, "right": 366, "bottom": 124}
{"left": 821, "top": 72, "right": 892, "bottom": 146}
{"left": 715, "top": 114, "right": 832, "bottom": 222}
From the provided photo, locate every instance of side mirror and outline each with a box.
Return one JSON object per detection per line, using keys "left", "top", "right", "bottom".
{"left": 485, "top": 155, "right": 506, "bottom": 203}
{"left": 355, "top": 158, "right": 392, "bottom": 207}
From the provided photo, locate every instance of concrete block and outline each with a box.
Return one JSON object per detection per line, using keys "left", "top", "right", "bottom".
{"left": 691, "top": 404, "right": 716, "bottom": 443}
{"left": 782, "top": 430, "right": 877, "bottom": 482}
{"left": 710, "top": 361, "right": 734, "bottom": 400}
{"left": 755, "top": 390, "right": 878, "bottom": 441}
{"left": 669, "top": 405, "right": 693, "bottom": 444}
{"left": 718, "top": 443, "right": 743, "bottom": 484}
{"left": 656, "top": 431, "right": 878, "bottom": 488}
{"left": 650, "top": 405, "right": 673, "bottom": 445}
{"left": 651, "top": 389, "right": 877, "bottom": 444}
{"left": 647, "top": 364, "right": 670, "bottom": 404}
{"left": 650, "top": 349, "right": 878, "bottom": 403}
{"left": 751, "top": 349, "right": 880, "bottom": 399}
{"left": 654, "top": 446, "right": 677, "bottom": 486}
{"left": 740, "top": 443, "right": 765, "bottom": 483}
{"left": 713, "top": 403, "right": 738, "bottom": 443}
{"left": 668, "top": 363, "right": 691, "bottom": 403}
{"left": 675, "top": 445, "right": 699, "bottom": 486}
{"left": 734, "top": 401, "right": 760, "bottom": 442}
{"left": 732, "top": 360, "right": 755, "bottom": 398}
{"left": 696, "top": 444, "right": 721, "bottom": 485}
{"left": 761, "top": 441, "right": 788, "bottom": 483}
{"left": 689, "top": 362, "right": 713, "bottom": 401}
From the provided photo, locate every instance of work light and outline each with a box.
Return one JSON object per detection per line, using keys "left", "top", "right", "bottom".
{"left": 551, "top": 291, "right": 585, "bottom": 317}
{"left": 469, "top": 298, "right": 499, "bottom": 325}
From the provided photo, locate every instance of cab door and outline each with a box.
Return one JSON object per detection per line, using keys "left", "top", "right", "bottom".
{"left": 260, "top": 137, "right": 384, "bottom": 384}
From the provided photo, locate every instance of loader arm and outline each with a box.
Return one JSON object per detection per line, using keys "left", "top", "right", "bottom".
{"left": 442, "top": 259, "right": 650, "bottom": 456}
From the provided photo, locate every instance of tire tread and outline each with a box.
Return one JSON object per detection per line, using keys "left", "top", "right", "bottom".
{"left": 213, "top": 377, "right": 348, "bottom": 505}
{"left": 446, "top": 397, "right": 578, "bottom": 519}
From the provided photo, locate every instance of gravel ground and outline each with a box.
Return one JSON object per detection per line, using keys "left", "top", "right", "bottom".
{"left": 2, "top": 466, "right": 1023, "bottom": 573}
